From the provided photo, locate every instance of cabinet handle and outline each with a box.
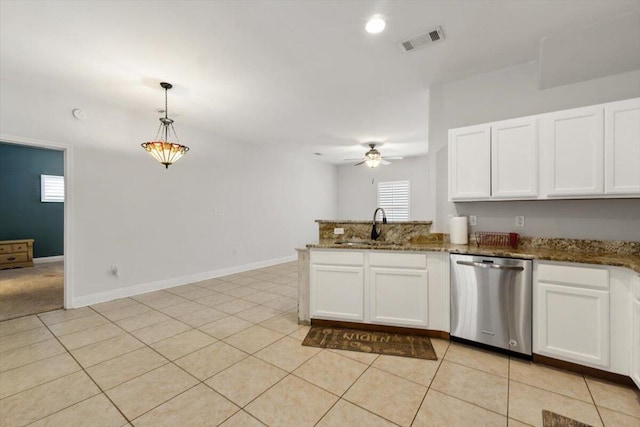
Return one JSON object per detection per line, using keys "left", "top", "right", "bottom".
{"left": 7, "top": 257, "right": 16, "bottom": 261}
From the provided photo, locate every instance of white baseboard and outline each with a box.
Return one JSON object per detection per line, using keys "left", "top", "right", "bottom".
{"left": 34, "top": 256, "right": 64, "bottom": 264}
{"left": 70, "top": 254, "right": 297, "bottom": 308}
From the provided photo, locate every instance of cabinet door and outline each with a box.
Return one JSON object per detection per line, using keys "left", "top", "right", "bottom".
{"left": 491, "top": 117, "right": 538, "bottom": 199}
{"left": 369, "top": 267, "right": 428, "bottom": 328}
{"left": 605, "top": 98, "right": 640, "bottom": 195}
{"left": 631, "top": 299, "right": 640, "bottom": 389}
{"left": 310, "top": 265, "right": 364, "bottom": 321}
{"left": 541, "top": 105, "right": 604, "bottom": 197}
{"left": 448, "top": 124, "right": 491, "bottom": 201}
{"left": 536, "top": 282, "right": 610, "bottom": 368}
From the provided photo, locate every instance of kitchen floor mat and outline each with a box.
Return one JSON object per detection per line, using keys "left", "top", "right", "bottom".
{"left": 302, "top": 326, "right": 437, "bottom": 360}
{"left": 542, "top": 410, "right": 593, "bottom": 427}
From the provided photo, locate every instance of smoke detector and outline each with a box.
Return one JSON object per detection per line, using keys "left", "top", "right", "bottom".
{"left": 400, "top": 26, "right": 445, "bottom": 52}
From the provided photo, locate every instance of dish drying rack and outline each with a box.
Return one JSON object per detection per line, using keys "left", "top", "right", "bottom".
{"left": 474, "top": 232, "right": 519, "bottom": 249}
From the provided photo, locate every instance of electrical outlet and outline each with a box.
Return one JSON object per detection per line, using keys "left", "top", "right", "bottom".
{"left": 213, "top": 209, "right": 222, "bottom": 216}
{"left": 469, "top": 215, "right": 477, "bottom": 226}
{"left": 515, "top": 216, "right": 525, "bottom": 227}
{"left": 334, "top": 228, "right": 344, "bottom": 235}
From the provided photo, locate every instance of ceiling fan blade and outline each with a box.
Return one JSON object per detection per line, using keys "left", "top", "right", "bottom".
{"left": 344, "top": 158, "right": 364, "bottom": 161}
{"left": 382, "top": 156, "right": 403, "bottom": 160}
{"left": 380, "top": 159, "right": 391, "bottom": 166}
{"left": 353, "top": 161, "right": 366, "bottom": 166}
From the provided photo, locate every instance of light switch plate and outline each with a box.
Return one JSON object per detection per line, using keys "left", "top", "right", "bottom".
{"left": 469, "top": 216, "right": 477, "bottom": 226}
{"left": 334, "top": 228, "right": 344, "bottom": 235}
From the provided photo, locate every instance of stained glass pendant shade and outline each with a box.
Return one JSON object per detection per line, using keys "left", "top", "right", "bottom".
{"left": 141, "top": 82, "right": 190, "bottom": 169}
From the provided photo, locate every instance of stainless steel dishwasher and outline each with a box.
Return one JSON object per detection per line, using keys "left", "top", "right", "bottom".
{"left": 450, "top": 254, "right": 532, "bottom": 356}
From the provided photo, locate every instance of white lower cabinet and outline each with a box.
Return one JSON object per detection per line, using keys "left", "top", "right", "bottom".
{"left": 632, "top": 299, "right": 640, "bottom": 388}
{"left": 536, "top": 281, "right": 610, "bottom": 368}
{"left": 310, "top": 251, "right": 364, "bottom": 322}
{"left": 535, "top": 262, "right": 612, "bottom": 368}
{"left": 369, "top": 268, "right": 428, "bottom": 327}
{"left": 311, "top": 265, "right": 364, "bottom": 322}
{"left": 369, "top": 252, "right": 429, "bottom": 328}
{"left": 309, "top": 249, "right": 448, "bottom": 331}
{"left": 631, "top": 275, "right": 640, "bottom": 388}
{"left": 533, "top": 262, "right": 640, "bottom": 377}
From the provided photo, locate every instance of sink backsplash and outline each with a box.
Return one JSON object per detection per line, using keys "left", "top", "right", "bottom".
{"left": 316, "top": 220, "right": 437, "bottom": 244}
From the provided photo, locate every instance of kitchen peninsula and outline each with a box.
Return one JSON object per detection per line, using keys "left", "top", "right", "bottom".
{"left": 298, "top": 219, "right": 640, "bottom": 387}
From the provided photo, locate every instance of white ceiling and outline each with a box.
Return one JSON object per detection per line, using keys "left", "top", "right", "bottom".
{"left": 1, "top": 0, "right": 639, "bottom": 163}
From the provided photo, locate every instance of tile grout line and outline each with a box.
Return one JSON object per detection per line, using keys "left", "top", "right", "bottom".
{"left": 312, "top": 357, "right": 406, "bottom": 427}
{"left": 0, "top": 338, "right": 67, "bottom": 376}
{"left": 1, "top": 266, "right": 299, "bottom": 426}
{"left": 507, "top": 354, "right": 511, "bottom": 422}
{"left": 408, "top": 339, "right": 451, "bottom": 426}
{"left": 423, "top": 344, "right": 512, "bottom": 422}
{"left": 584, "top": 375, "right": 608, "bottom": 427}
{"left": 88, "top": 304, "right": 241, "bottom": 424}
{"left": 114, "top": 272, "right": 298, "bottom": 424}
{"left": 33, "top": 314, "right": 134, "bottom": 425}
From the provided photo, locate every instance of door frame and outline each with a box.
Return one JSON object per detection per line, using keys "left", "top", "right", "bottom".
{"left": 0, "top": 134, "right": 74, "bottom": 309}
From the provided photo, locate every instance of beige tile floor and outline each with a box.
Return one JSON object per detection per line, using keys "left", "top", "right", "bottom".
{"left": 1, "top": 261, "right": 639, "bottom": 427}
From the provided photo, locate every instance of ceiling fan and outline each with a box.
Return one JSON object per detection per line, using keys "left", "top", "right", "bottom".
{"left": 345, "top": 143, "right": 403, "bottom": 168}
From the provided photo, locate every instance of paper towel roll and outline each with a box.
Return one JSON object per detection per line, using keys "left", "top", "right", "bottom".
{"left": 449, "top": 216, "right": 468, "bottom": 245}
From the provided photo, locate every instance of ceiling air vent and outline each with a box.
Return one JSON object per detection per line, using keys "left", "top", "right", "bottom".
{"left": 400, "top": 26, "right": 445, "bottom": 52}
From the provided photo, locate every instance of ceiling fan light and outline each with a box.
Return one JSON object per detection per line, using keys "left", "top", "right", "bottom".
{"left": 365, "top": 157, "right": 381, "bottom": 168}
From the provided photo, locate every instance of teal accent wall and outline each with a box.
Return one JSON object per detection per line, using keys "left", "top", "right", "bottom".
{"left": 0, "top": 142, "right": 64, "bottom": 257}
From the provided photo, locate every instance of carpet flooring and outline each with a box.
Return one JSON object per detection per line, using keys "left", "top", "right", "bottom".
{"left": 0, "top": 261, "right": 63, "bottom": 321}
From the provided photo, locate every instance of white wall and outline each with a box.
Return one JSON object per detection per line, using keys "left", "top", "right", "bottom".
{"left": 0, "top": 80, "right": 337, "bottom": 306}
{"left": 337, "top": 155, "right": 429, "bottom": 220}
{"left": 427, "top": 62, "right": 640, "bottom": 240}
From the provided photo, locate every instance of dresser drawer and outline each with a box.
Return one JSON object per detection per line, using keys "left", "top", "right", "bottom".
{"left": 12, "top": 243, "right": 28, "bottom": 253}
{"left": 0, "top": 253, "right": 28, "bottom": 264}
{"left": 0, "top": 245, "right": 11, "bottom": 254}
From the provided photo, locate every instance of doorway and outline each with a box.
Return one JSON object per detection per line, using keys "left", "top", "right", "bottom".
{"left": 0, "top": 138, "right": 71, "bottom": 320}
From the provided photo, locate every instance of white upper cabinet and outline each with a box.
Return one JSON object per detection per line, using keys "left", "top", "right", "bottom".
{"left": 541, "top": 105, "right": 604, "bottom": 197}
{"left": 604, "top": 98, "right": 640, "bottom": 195}
{"left": 448, "top": 118, "right": 538, "bottom": 201}
{"left": 448, "top": 97, "right": 640, "bottom": 202}
{"left": 448, "top": 124, "right": 491, "bottom": 201}
{"left": 491, "top": 117, "right": 538, "bottom": 199}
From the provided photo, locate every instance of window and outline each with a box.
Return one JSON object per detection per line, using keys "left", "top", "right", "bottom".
{"left": 377, "top": 180, "right": 409, "bottom": 221}
{"left": 41, "top": 175, "right": 65, "bottom": 202}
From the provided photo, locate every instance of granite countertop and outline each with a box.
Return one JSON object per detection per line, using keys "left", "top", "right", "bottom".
{"left": 315, "top": 220, "right": 433, "bottom": 225}
{"left": 306, "top": 241, "right": 640, "bottom": 274}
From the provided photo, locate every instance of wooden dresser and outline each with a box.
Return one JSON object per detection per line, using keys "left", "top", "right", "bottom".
{"left": 0, "top": 239, "right": 34, "bottom": 269}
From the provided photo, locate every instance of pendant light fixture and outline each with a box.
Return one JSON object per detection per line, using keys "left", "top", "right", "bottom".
{"left": 141, "top": 82, "right": 189, "bottom": 169}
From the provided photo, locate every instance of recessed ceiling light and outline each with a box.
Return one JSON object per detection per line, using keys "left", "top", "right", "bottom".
{"left": 365, "top": 15, "right": 386, "bottom": 34}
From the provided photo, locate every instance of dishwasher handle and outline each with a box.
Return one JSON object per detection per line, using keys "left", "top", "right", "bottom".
{"left": 456, "top": 260, "right": 524, "bottom": 271}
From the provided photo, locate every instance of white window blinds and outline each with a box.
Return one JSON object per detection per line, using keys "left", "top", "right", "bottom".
{"left": 377, "top": 180, "right": 410, "bottom": 221}
{"left": 41, "top": 175, "right": 65, "bottom": 203}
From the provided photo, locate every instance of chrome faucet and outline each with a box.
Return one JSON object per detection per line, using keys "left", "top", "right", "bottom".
{"left": 371, "top": 207, "right": 387, "bottom": 240}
